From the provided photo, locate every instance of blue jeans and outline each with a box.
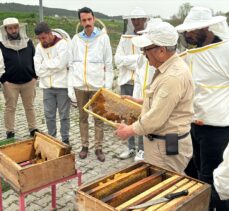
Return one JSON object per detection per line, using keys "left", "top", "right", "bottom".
{"left": 121, "top": 84, "right": 144, "bottom": 151}
{"left": 191, "top": 124, "right": 229, "bottom": 211}
{"left": 43, "top": 88, "right": 70, "bottom": 141}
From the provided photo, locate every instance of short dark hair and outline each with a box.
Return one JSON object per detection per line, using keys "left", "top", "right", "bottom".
{"left": 78, "top": 7, "right": 94, "bottom": 20}
{"left": 34, "top": 22, "right": 51, "bottom": 35}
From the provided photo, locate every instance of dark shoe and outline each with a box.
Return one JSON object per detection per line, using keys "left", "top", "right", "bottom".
{"left": 63, "top": 138, "right": 70, "bottom": 145}
{"left": 6, "top": 131, "right": 15, "bottom": 139}
{"left": 79, "top": 147, "right": 88, "bottom": 159}
{"left": 95, "top": 149, "right": 105, "bottom": 162}
{"left": 30, "top": 129, "right": 39, "bottom": 137}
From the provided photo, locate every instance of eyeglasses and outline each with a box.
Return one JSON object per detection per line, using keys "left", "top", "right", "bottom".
{"left": 141, "top": 46, "right": 159, "bottom": 53}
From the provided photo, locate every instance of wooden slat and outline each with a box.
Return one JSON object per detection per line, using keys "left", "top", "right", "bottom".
{"left": 0, "top": 139, "right": 34, "bottom": 163}
{"left": 156, "top": 183, "right": 203, "bottom": 211}
{"left": 81, "top": 162, "right": 148, "bottom": 192}
{"left": 145, "top": 180, "right": 197, "bottom": 211}
{"left": 0, "top": 151, "right": 21, "bottom": 191}
{"left": 34, "top": 133, "right": 70, "bottom": 160}
{"left": 77, "top": 191, "right": 114, "bottom": 211}
{"left": 18, "top": 154, "right": 75, "bottom": 193}
{"left": 87, "top": 164, "right": 150, "bottom": 199}
{"left": 116, "top": 175, "right": 182, "bottom": 210}
{"left": 35, "top": 132, "right": 70, "bottom": 149}
{"left": 102, "top": 171, "right": 166, "bottom": 207}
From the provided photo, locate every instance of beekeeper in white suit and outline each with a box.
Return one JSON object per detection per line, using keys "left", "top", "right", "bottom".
{"left": 115, "top": 7, "right": 150, "bottom": 161}
{"left": 176, "top": 6, "right": 229, "bottom": 211}
{"left": 68, "top": 7, "right": 113, "bottom": 162}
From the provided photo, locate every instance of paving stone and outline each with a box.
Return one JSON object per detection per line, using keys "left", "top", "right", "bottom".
{"left": 0, "top": 88, "right": 134, "bottom": 210}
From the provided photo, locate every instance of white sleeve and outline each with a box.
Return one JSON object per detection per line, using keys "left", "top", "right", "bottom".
{"left": 213, "top": 143, "right": 229, "bottom": 200}
{"left": 133, "top": 67, "right": 141, "bottom": 98}
{"left": 114, "top": 37, "right": 139, "bottom": 70}
{"left": 42, "top": 40, "right": 69, "bottom": 73}
{"left": 0, "top": 49, "right": 5, "bottom": 77}
{"left": 103, "top": 35, "right": 113, "bottom": 89}
{"left": 34, "top": 45, "right": 52, "bottom": 78}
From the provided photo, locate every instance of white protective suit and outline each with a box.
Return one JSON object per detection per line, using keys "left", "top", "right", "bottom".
{"left": 115, "top": 7, "right": 150, "bottom": 86}
{"left": 34, "top": 32, "right": 69, "bottom": 89}
{"left": 184, "top": 27, "right": 229, "bottom": 126}
{"left": 133, "top": 54, "right": 155, "bottom": 98}
{"left": 68, "top": 28, "right": 113, "bottom": 91}
{"left": 213, "top": 143, "right": 229, "bottom": 200}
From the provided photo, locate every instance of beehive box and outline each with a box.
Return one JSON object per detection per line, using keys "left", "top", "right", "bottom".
{"left": 83, "top": 88, "right": 142, "bottom": 127}
{"left": 76, "top": 162, "right": 211, "bottom": 211}
{"left": 0, "top": 132, "right": 75, "bottom": 193}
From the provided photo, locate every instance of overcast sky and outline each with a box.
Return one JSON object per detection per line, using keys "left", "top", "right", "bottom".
{"left": 1, "top": 0, "right": 228, "bottom": 19}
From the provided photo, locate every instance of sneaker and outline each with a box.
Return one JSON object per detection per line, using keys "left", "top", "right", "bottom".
{"left": 79, "top": 147, "right": 88, "bottom": 159}
{"left": 134, "top": 150, "right": 144, "bottom": 162}
{"left": 119, "top": 149, "right": 135, "bottom": 159}
{"left": 6, "top": 131, "right": 15, "bottom": 139}
{"left": 30, "top": 129, "right": 39, "bottom": 137}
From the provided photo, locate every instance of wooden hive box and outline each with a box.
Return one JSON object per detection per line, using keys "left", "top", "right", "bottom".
{"left": 76, "top": 162, "right": 211, "bottom": 211}
{"left": 0, "top": 132, "right": 75, "bottom": 193}
{"left": 83, "top": 88, "right": 142, "bottom": 127}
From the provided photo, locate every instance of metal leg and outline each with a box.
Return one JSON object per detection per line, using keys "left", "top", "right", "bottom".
{"left": 19, "top": 194, "right": 25, "bottom": 211}
{"left": 77, "top": 171, "right": 82, "bottom": 186}
{"left": 51, "top": 185, "right": 56, "bottom": 210}
{"left": 0, "top": 178, "right": 3, "bottom": 211}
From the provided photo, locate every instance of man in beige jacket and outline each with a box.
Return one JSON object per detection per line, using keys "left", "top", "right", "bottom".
{"left": 115, "top": 22, "right": 194, "bottom": 174}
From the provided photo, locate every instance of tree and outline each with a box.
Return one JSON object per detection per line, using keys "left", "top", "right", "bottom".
{"left": 177, "top": 3, "right": 192, "bottom": 21}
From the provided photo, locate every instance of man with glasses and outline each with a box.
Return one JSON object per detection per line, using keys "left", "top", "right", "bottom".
{"left": 115, "top": 22, "right": 194, "bottom": 174}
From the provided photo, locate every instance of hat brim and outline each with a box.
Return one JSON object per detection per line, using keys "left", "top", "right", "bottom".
{"left": 0, "top": 23, "right": 27, "bottom": 29}
{"left": 132, "top": 34, "right": 154, "bottom": 48}
{"left": 176, "top": 16, "right": 226, "bottom": 33}
{"left": 123, "top": 15, "right": 150, "bottom": 19}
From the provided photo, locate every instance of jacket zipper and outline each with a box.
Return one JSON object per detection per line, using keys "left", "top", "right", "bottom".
{"left": 83, "top": 42, "right": 89, "bottom": 90}
{"left": 47, "top": 52, "right": 52, "bottom": 87}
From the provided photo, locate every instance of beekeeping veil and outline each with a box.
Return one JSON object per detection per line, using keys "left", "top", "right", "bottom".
{"left": 0, "top": 17, "right": 29, "bottom": 51}
{"left": 122, "top": 7, "right": 151, "bottom": 35}
{"left": 176, "top": 7, "right": 229, "bottom": 42}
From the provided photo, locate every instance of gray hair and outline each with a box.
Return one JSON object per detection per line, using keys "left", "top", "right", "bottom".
{"left": 165, "top": 45, "right": 177, "bottom": 52}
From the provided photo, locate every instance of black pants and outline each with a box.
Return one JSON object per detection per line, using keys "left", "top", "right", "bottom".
{"left": 191, "top": 124, "right": 229, "bottom": 211}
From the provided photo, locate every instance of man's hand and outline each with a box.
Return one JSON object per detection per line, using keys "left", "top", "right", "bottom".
{"left": 115, "top": 123, "right": 136, "bottom": 140}
{"left": 121, "top": 95, "right": 143, "bottom": 104}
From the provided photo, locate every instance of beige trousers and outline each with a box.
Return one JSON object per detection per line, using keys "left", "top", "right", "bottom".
{"left": 2, "top": 80, "right": 37, "bottom": 132}
{"left": 144, "top": 134, "right": 193, "bottom": 174}
{"left": 75, "top": 89, "right": 104, "bottom": 149}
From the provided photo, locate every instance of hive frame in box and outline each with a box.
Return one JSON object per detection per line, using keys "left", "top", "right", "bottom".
{"left": 83, "top": 88, "right": 142, "bottom": 127}
{"left": 0, "top": 132, "right": 82, "bottom": 211}
{"left": 76, "top": 161, "right": 211, "bottom": 211}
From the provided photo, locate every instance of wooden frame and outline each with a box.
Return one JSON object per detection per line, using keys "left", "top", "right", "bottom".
{"left": 83, "top": 88, "right": 142, "bottom": 127}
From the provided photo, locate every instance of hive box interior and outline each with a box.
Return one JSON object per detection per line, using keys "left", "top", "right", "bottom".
{"left": 0, "top": 132, "right": 75, "bottom": 193}
{"left": 77, "top": 162, "right": 211, "bottom": 211}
